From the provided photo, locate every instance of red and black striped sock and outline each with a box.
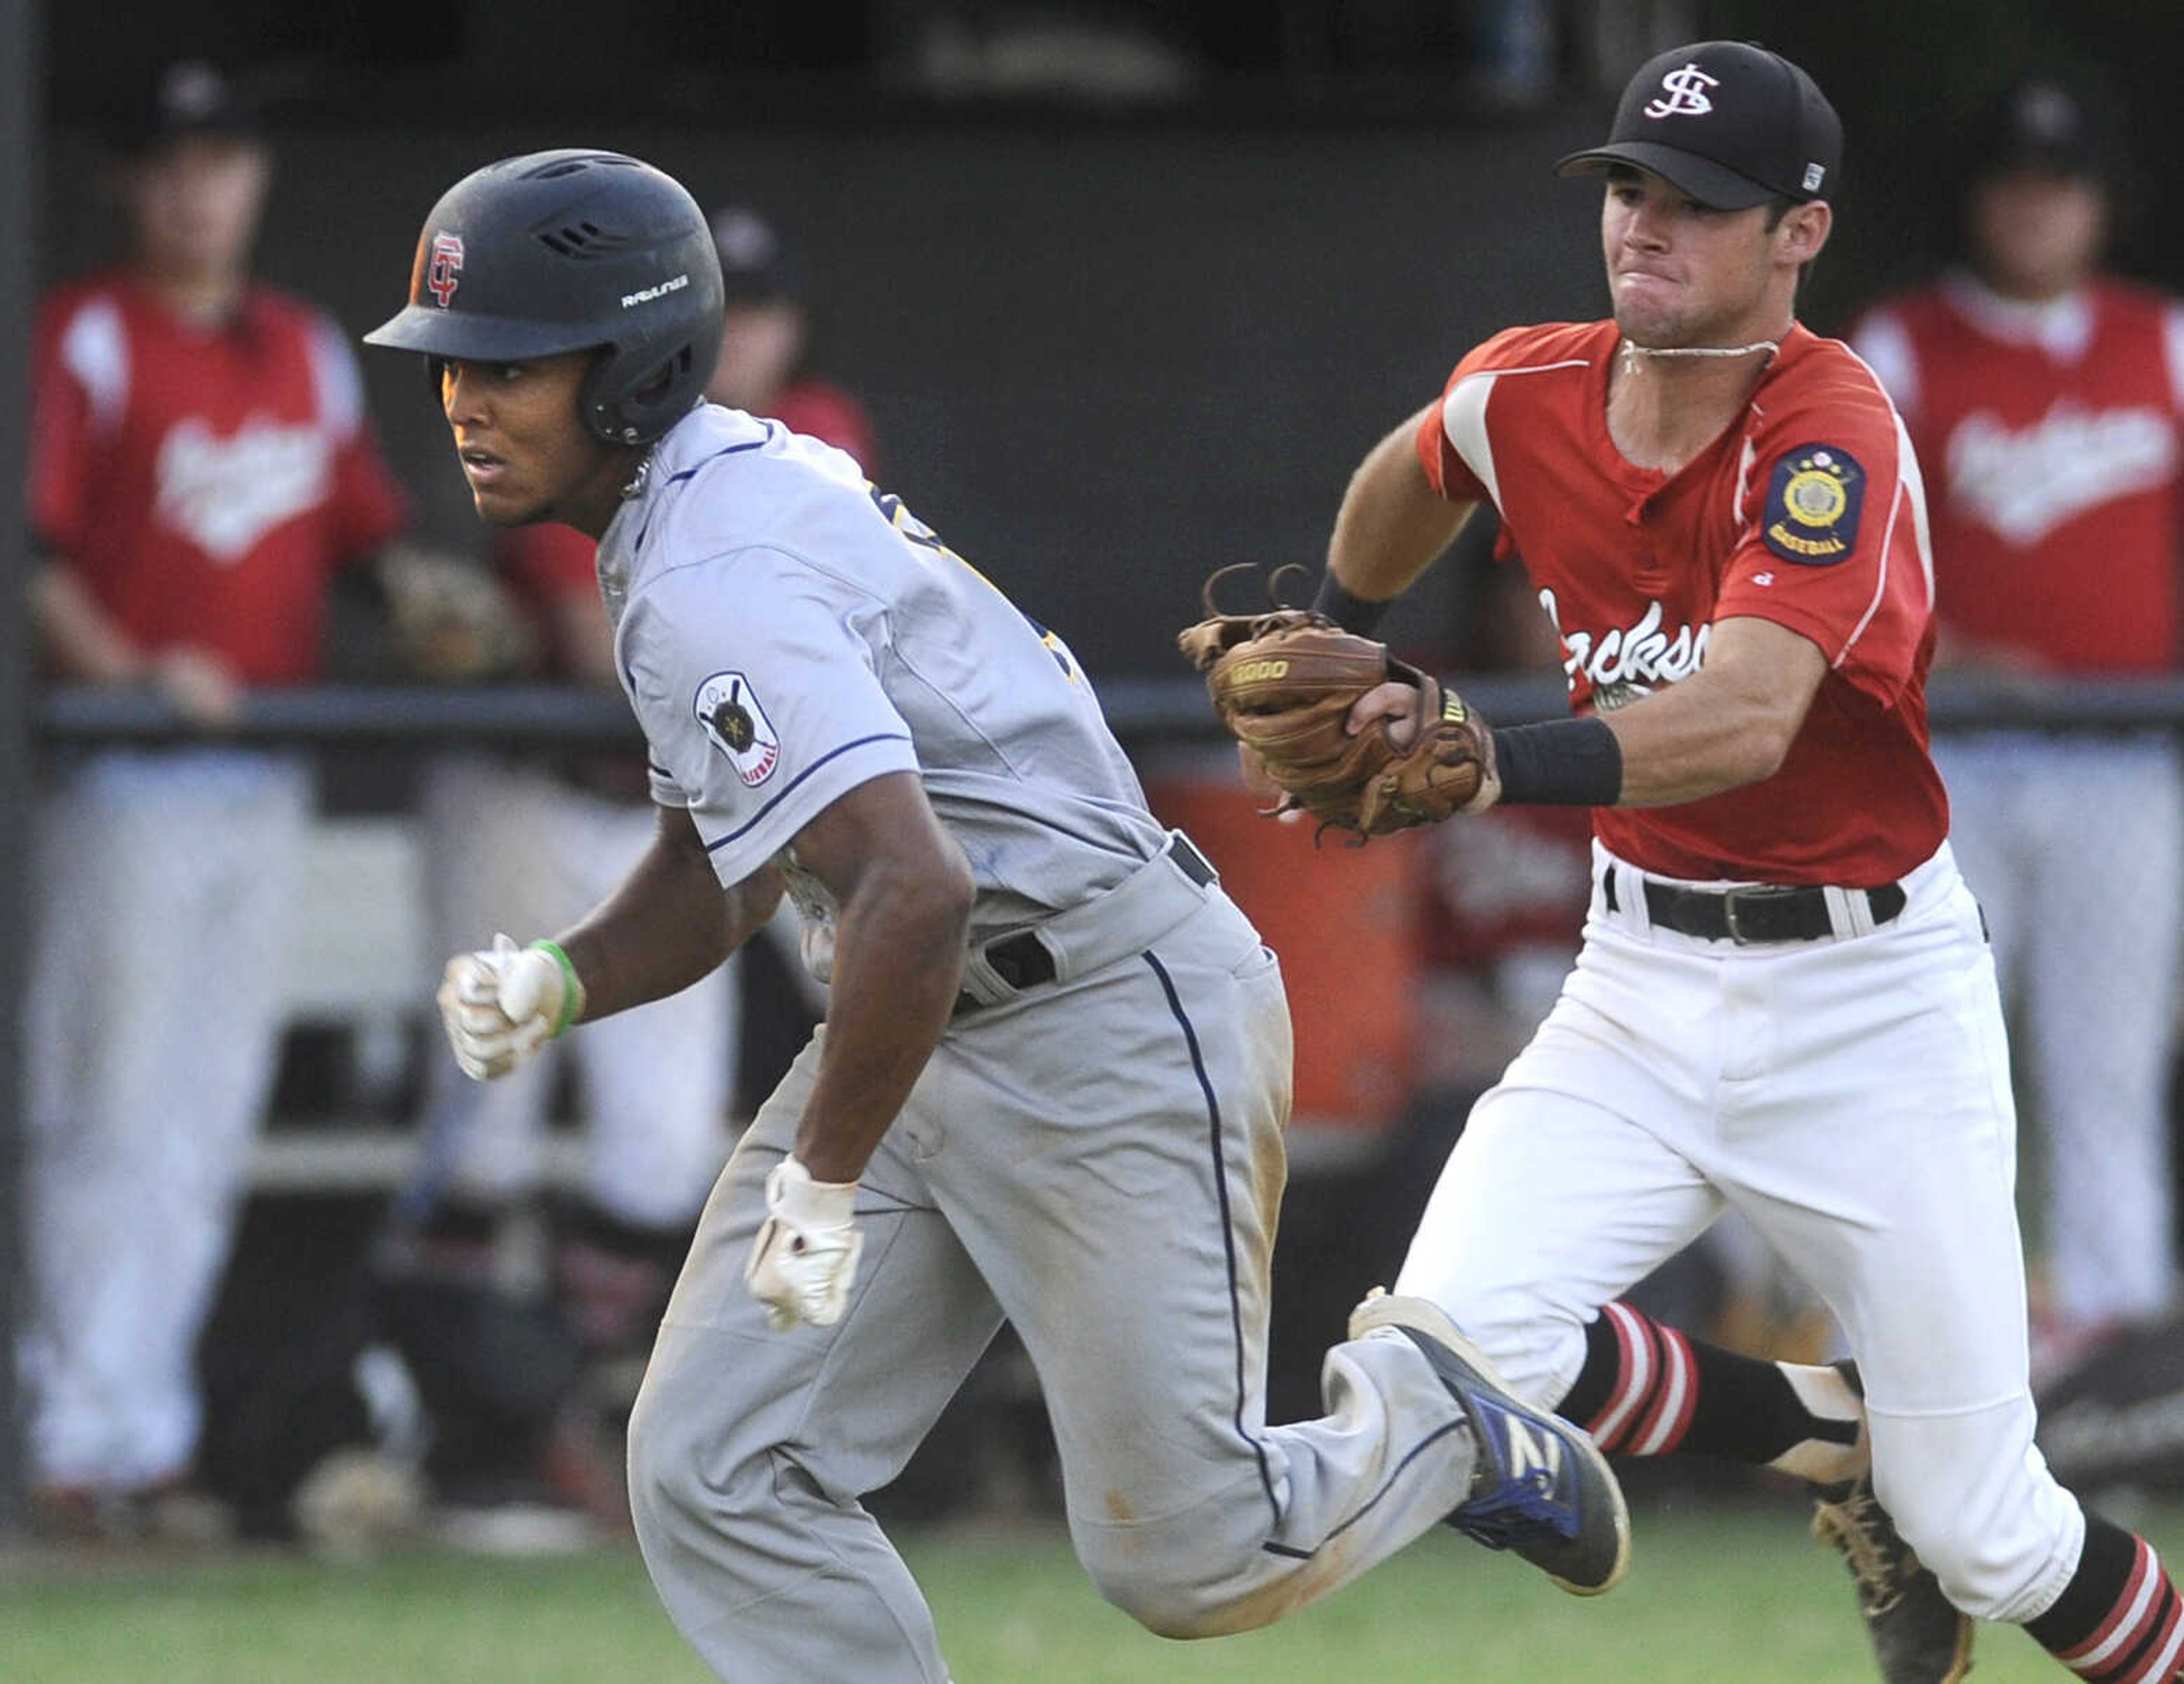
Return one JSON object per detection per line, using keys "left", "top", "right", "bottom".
{"left": 1556, "top": 1301, "right": 1861, "bottom": 1476}
{"left": 2025, "top": 1518, "right": 2184, "bottom": 1682}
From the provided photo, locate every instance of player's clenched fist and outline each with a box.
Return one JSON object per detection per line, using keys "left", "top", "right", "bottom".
{"left": 744, "top": 1157, "right": 864, "bottom": 1331}
{"left": 437, "top": 934, "right": 585, "bottom": 1081}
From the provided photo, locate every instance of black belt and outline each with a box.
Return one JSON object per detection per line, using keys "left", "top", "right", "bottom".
{"left": 1607, "top": 868, "right": 1906, "bottom": 945}
{"left": 956, "top": 833, "right": 1216, "bottom": 1013}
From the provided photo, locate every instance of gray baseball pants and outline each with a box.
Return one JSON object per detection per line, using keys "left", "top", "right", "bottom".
{"left": 627, "top": 853, "right": 1479, "bottom": 1682}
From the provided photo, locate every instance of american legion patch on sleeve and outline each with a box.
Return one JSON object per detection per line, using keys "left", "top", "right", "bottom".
{"left": 1761, "top": 445, "right": 1864, "bottom": 564}
{"left": 696, "top": 670, "right": 783, "bottom": 787}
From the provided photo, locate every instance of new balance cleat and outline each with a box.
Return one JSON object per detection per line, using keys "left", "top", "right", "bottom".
{"left": 1350, "top": 1289, "right": 1631, "bottom": 1595}
{"left": 1812, "top": 1472, "right": 1973, "bottom": 1684}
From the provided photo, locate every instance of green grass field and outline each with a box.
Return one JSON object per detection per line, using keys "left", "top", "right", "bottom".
{"left": 6, "top": 1493, "right": 2171, "bottom": 1682}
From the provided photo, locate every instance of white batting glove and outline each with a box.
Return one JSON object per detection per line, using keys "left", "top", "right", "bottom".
{"left": 436, "top": 934, "right": 584, "bottom": 1082}
{"left": 744, "top": 1157, "right": 863, "bottom": 1331}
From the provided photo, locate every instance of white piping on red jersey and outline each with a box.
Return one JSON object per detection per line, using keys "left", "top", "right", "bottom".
{"left": 1833, "top": 343, "right": 1937, "bottom": 668}
{"left": 305, "top": 314, "right": 367, "bottom": 446}
{"left": 1837, "top": 342, "right": 1937, "bottom": 608}
{"left": 58, "top": 296, "right": 130, "bottom": 437}
{"left": 1732, "top": 436, "right": 1759, "bottom": 535}
{"left": 1440, "top": 358, "right": 1591, "bottom": 508}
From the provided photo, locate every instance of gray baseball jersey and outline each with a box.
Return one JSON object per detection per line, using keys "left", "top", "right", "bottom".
{"left": 598, "top": 404, "right": 1168, "bottom": 963}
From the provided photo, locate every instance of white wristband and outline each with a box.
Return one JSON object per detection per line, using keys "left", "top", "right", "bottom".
{"left": 768, "top": 1155, "right": 857, "bottom": 1230}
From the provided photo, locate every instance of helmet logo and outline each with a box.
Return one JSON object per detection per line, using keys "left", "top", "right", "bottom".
{"left": 426, "top": 233, "right": 465, "bottom": 307}
{"left": 621, "top": 272, "right": 689, "bottom": 309}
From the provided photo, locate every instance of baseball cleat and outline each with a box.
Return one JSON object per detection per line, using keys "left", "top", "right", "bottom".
{"left": 1811, "top": 1473, "right": 1973, "bottom": 1684}
{"left": 1349, "top": 1288, "right": 1631, "bottom": 1595}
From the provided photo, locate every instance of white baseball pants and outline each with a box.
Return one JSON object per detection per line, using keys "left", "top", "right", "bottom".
{"left": 1398, "top": 840, "right": 2088, "bottom": 1624}
{"left": 627, "top": 853, "right": 1483, "bottom": 1681}
{"left": 1938, "top": 730, "right": 2183, "bottom": 1326}
{"left": 22, "top": 749, "right": 312, "bottom": 1489}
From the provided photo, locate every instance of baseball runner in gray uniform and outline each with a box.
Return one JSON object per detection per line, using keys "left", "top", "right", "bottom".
{"left": 365, "top": 148, "right": 1630, "bottom": 1681}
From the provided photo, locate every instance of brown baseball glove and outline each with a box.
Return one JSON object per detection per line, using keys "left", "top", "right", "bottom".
{"left": 1177, "top": 577, "right": 1498, "bottom": 837}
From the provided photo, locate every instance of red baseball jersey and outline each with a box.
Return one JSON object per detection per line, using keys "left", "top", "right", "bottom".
{"left": 1852, "top": 277, "right": 2184, "bottom": 672}
{"left": 30, "top": 273, "right": 410, "bottom": 684}
{"left": 1417, "top": 320, "right": 1945, "bottom": 887}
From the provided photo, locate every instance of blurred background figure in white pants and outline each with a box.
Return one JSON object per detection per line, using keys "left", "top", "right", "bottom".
{"left": 1851, "top": 76, "right": 2184, "bottom": 1386}
{"left": 20, "top": 60, "right": 412, "bottom": 1539}
{"left": 401, "top": 518, "right": 739, "bottom": 1355}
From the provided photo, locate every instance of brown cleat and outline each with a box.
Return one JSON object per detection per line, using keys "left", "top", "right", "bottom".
{"left": 1811, "top": 1474, "right": 1974, "bottom": 1683}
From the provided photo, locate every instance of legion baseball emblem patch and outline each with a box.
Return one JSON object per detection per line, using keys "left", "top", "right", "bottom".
{"left": 1763, "top": 445, "right": 1865, "bottom": 564}
{"left": 695, "top": 670, "right": 781, "bottom": 787}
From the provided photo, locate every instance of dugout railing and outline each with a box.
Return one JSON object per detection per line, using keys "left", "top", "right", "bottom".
{"left": 30, "top": 669, "right": 2184, "bottom": 1201}
{"left": 47, "top": 667, "right": 2184, "bottom": 750}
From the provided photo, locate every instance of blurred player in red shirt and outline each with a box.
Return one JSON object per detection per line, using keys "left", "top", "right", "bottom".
{"left": 1852, "top": 79, "right": 2184, "bottom": 1385}
{"left": 702, "top": 205, "right": 876, "bottom": 470}
{"left": 405, "top": 518, "right": 747, "bottom": 1382}
{"left": 22, "top": 62, "right": 409, "bottom": 1534}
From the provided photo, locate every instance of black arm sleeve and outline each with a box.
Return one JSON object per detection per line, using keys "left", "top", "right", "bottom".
{"left": 1491, "top": 716, "right": 1623, "bottom": 807}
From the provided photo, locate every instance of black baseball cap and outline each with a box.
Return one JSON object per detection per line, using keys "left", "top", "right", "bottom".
{"left": 1968, "top": 77, "right": 2112, "bottom": 182}
{"left": 709, "top": 205, "right": 801, "bottom": 304}
{"left": 114, "top": 60, "right": 262, "bottom": 156}
{"left": 1556, "top": 41, "right": 1841, "bottom": 210}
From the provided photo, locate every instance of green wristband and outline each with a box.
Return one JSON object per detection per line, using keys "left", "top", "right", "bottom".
{"left": 529, "top": 939, "right": 586, "bottom": 1037}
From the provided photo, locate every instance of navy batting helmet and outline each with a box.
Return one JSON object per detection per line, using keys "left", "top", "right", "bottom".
{"left": 365, "top": 149, "right": 724, "bottom": 446}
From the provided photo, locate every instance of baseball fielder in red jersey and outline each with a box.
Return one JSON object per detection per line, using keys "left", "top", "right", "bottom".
{"left": 21, "top": 62, "right": 408, "bottom": 1533}
{"left": 1322, "top": 42, "right": 2183, "bottom": 1684}
{"left": 1851, "top": 79, "right": 2183, "bottom": 1382}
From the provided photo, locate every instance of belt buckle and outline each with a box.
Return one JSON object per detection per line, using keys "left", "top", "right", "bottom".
{"left": 1721, "top": 889, "right": 1761, "bottom": 946}
{"left": 1169, "top": 831, "right": 1217, "bottom": 888}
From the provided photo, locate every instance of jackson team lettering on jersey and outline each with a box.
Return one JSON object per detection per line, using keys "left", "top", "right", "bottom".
{"left": 1853, "top": 276, "right": 2184, "bottom": 673}
{"left": 30, "top": 275, "right": 410, "bottom": 682}
{"left": 1416, "top": 320, "right": 1945, "bottom": 886}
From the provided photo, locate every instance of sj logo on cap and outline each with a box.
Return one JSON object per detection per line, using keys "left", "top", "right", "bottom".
{"left": 1763, "top": 445, "right": 1865, "bottom": 564}
{"left": 1645, "top": 64, "right": 1719, "bottom": 119}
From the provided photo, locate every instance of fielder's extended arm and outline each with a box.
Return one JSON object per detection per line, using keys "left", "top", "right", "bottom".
{"left": 1596, "top": 616, "right": 1828, "bottom": 806}
{"left": 1321, "top": 401, "right": 1478, "bottom": 629}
